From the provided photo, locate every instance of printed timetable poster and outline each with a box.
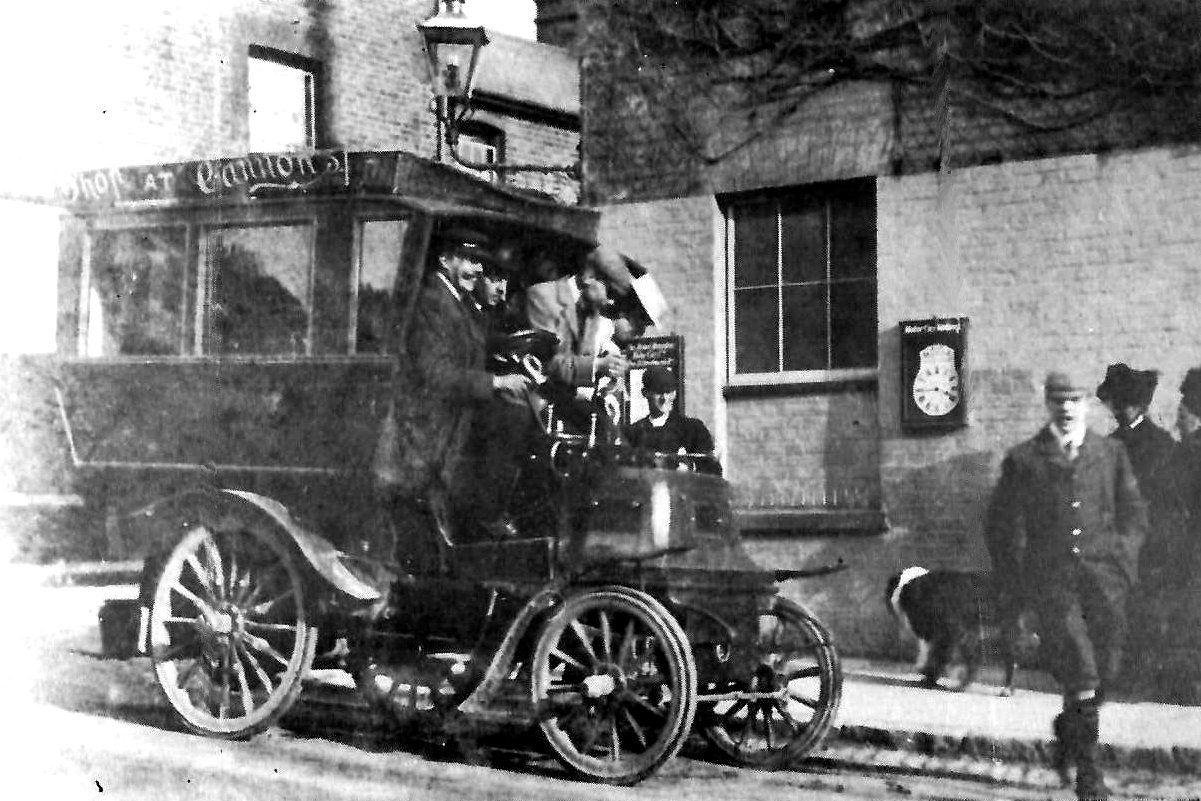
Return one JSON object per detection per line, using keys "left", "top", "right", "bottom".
{"left": 624, "top": 335, "right": 684, "bottom": 427}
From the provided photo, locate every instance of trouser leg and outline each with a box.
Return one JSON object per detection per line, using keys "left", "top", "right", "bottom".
{"left": 1065, "top": 694, "right": 1108, "bottom": 800}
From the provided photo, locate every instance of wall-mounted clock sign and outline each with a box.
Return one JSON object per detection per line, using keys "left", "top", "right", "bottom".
{"left": 900, "top": 317, "right": 968, "bottom": 432}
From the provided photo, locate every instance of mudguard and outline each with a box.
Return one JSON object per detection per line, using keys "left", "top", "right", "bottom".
{"left": 136, "top": 487, "right": 382, "bottom": 605}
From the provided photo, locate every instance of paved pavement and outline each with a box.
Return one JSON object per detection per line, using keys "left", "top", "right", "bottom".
{"left": 833, "top": 658, "right": 1201, "bottom": 778}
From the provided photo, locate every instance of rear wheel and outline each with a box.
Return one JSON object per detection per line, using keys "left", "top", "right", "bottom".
{"left": 701, "top": 596, "right": 841, "bottom": 769}
{"left": 530, "top": 587, "right": 697, "bottom": 785}
{"left": 149, "top": 517, "right": 317, "bottom": 738}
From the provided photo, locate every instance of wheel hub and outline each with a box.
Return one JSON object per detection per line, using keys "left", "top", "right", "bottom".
{"left": 209, "top": 611, "right": 235, "bottom": 635}
{"left": 582, "top": 672, "right": 618, "bottom": 698}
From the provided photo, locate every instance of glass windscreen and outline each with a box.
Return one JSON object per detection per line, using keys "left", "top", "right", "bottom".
{"left": 206, "top": 223, "right": 313, "bottom": 355}
{"left": 85, "top": 227, "right": 187, "bottom": 356}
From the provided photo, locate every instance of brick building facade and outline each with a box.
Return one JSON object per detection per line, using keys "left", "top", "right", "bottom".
{"left": 539, "top": 2, "right": 1201, "bottom": 656}
{"left": 5, "top": 0, "right": 577, "bottom": 203}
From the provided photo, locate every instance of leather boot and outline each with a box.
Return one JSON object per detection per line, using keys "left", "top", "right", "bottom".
{"left": 1070, "top": 698, "right": 1110, "bottom": 801}
{"left": 1049, "top": 712, "right": 1073, "bottom": 787}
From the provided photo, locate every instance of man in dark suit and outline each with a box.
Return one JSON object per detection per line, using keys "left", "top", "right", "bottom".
{"left": 625, "top": 366, "right": 715, "bottom": 458}
{"left": 375, "top": 228, "right": 532, "bottom": 542}
{"left": 1095, "top": 364, "right": 1181, "bottom": 692}
{"left": 985, "top": 370, "right": 1146, "bottom": 800}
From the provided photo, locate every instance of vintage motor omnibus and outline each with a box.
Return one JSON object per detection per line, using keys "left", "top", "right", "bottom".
{"left": 53, "top": 149, "right": 843, "bottom": 785}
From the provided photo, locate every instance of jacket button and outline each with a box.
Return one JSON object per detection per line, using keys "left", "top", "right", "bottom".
{"left": 1071, "top": 501, "right": 1081, "bottom": 508}
{"left": 1072, "top": 528, "right": 1082, "bottom": 536}
{"left": 1071, "top": 546, "right": 1081, "bottom": 554}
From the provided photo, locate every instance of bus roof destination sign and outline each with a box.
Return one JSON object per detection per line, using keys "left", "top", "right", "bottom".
{"left": 60, "top": 150, "right": 351, "bottom": 209}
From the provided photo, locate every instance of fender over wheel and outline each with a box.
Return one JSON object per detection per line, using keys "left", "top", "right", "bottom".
{"left": 149, "top": 513, "right": 318, "bottom": 738}
{"left": 700, "top": 596, "right": 842, "bottom": 769}
{"left": 530, "top": 587, "right": 697, "bottom": 785}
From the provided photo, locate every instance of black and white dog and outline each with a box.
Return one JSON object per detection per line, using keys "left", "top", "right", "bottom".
{"left": 886, "top": 566, "right": 1037, "bottom": 695}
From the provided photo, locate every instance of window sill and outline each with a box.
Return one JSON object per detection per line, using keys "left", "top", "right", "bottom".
{"left": 723, "top": 374, "right": 878, "bottom": 399}
{"left": 735, "top": 507, "right": 888, "bottom": 535}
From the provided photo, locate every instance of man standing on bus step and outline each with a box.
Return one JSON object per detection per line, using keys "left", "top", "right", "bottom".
{"left": 374, "top": 227, "right": 532, "bottom": 544}
{"left": 984, "top": 369, "right": 1146, "bottom": 801}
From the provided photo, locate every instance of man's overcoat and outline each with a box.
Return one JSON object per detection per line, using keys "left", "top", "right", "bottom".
{"left": 373, "top": 276, "right": 493, "bottom": 496}
{"left": 985, "top": 427, "right": 1147, "bottom": 597}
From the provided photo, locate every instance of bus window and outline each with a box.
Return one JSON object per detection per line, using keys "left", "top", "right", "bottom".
{"left": 205, "top": 223, "right": 314, "bottom": 355}
{"left": 85, "top": 227, "right": 187, "bottom": 357}
{"left": 354, "top": 219, "right": 406, "bottom": 354}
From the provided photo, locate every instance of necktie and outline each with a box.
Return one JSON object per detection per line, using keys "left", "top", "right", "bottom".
{"left": 1064, "top": 441, "right": 1078, "bottom": 461}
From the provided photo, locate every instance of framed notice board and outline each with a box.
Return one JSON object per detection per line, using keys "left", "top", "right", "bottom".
{"left": 624, "top": 335, "right": 683, "bottom": 427}
{"left": 900, "top": 317, "right": 968, "bottom": 432}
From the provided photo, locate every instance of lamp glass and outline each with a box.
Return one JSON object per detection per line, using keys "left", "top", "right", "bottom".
{"left": 418, "top": 1, "right": 488, "bottom": 101}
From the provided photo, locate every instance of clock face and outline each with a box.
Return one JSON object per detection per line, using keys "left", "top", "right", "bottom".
{"left": 911, "top": 343, "right": 961, "bottom": 417}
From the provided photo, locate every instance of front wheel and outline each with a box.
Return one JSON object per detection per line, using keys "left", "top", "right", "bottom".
{"left": 701, "top": 596, "right": 842, "bottom": 769}
{"left": 149, "top": 515, "right": 318, "bottom": 738}
{"left": 530, "top": 587, "right": 697, "bottom": 785}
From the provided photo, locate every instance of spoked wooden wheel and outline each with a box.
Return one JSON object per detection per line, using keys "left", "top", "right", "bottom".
{"left": 531, "top": 587, "right": 697, "bottom": 785}
{"left": 149, "top": 520, "right": 317, "bottom": 738}
{"left": 701, "top": 596, "right": 842, "bottom": 769}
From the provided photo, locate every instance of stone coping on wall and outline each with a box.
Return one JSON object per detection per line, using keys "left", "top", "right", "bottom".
{"left": 735, "top": 507, "right": 889, "bottom": 535}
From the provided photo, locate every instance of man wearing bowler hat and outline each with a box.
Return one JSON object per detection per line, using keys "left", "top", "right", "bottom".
{"left": 625, "top": 366, "right": 715, "bottom": 460}
{"left": 985, "top": 370, "right": 1146, "bottom": 800}
{"left": 1096, "top": 364, "right": 1181, "bottom": 692}
{"left": 1095, "top": 364, "right": 1181, "bottom": 584}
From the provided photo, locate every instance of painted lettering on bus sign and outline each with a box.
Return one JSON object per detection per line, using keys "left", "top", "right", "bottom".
{"left": 61, "top": 150, "right": 350, "bottom": 207}
{"left": 194, "top": 151, "right": 348, "bottom": 195}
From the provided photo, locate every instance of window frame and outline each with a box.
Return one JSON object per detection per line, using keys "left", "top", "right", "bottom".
{"left": 198, "top": 215, "right": 319, "bottom": 358}
{"left": 453, "top": 120, "right": 505, "bottom": 183}
{"left": 723, "top": 180, "right": 878, "bottom": 388}
{"left": 78, "top": 223, "right": 193, "bottom": 358}
{"left": 247, "top": 44, "right": 322, "bottom": 152}
{"left": 349, "top": 215, "right": 410, "bottom": 355}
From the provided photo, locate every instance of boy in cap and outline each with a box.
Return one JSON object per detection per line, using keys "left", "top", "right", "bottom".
{"left": 625, "top": 366, "right": 717, "bottom": 468}
{"left": 984, "top": 370, "right": 1147, "bottom": 800}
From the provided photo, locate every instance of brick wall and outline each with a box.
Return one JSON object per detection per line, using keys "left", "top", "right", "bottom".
{"left": 23, "top": 0, "right": 575, "bottom": 186}
{"left": 595, "top": 144, "right": 1201, "bottom": 657}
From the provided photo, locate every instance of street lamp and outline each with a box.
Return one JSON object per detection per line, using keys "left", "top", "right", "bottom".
{"left": 417, "top": 0, "right": 580, "bottom": 179}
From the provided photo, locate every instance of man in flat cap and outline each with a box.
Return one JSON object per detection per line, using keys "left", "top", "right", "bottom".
{"left": 375, "top": 227, "right": 534, "bottom": 545}
{"left": 985, "top": 370, "right": 1146, "bottom": 800}
{"left": 625, "top": 366, "right": 716, "bottom": 467}
{"left": 1096, "top": 364, "right": 1181, "bottom": 692}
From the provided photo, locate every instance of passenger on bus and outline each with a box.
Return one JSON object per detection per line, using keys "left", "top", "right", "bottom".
{"left": 374, "top": 227, "right": 535, "bottom": 542}
{"left": 525, "top": 246, "right": 635, "bottom": 390}
{"left": 625, "top": 366, "right": 720, "bottom": 474}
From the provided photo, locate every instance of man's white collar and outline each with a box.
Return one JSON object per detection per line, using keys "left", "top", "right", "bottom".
{"left": 436, "top": 271, "right": 462, "bottom": 302}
